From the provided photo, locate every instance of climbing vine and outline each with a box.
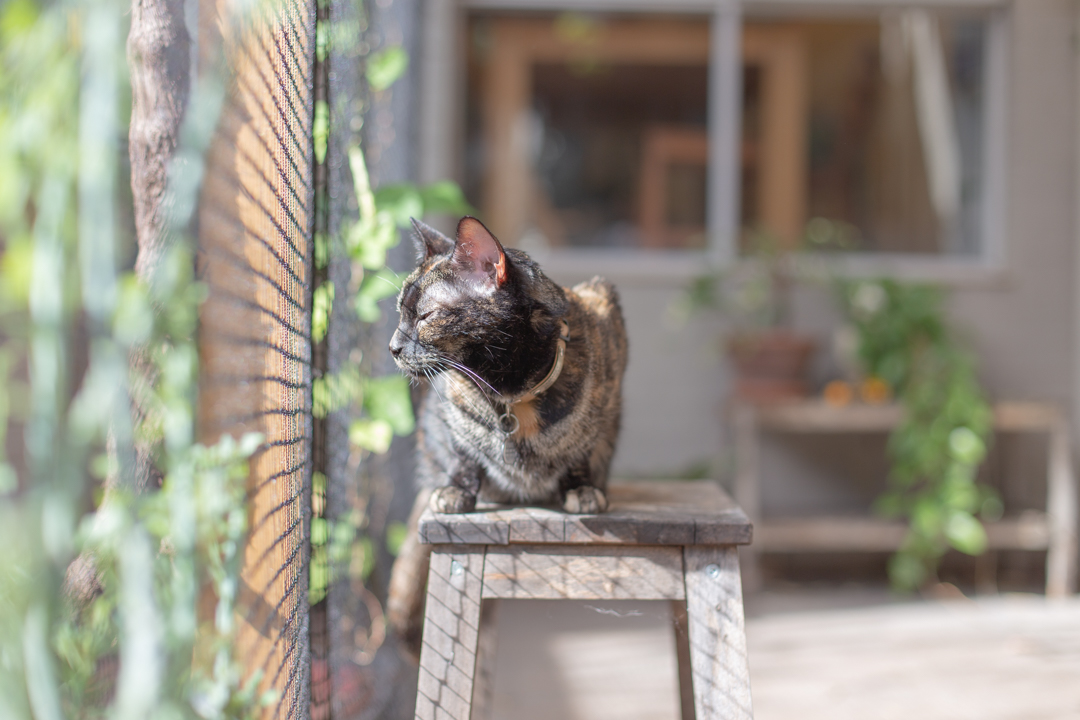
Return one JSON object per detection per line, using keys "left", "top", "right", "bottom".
{"left": 306, "top": 42, "right": 472, "bottom": 604}
{"left": 0, "top": 0, "right": 269, "bottom": 716}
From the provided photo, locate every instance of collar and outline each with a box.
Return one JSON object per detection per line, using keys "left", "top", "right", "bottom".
{"left": 508, "top": 319, "right": 570, "bottom": 405}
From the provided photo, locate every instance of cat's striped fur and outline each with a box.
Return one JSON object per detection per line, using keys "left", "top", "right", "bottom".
{"left": 389, "top": 216, "right": 628, "bottom": 514}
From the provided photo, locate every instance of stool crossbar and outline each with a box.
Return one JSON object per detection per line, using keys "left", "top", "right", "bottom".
{"left": 413, "top": 480, "right": 755, "bottom": 720}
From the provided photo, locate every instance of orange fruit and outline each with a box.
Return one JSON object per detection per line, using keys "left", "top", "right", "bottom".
{"left": 823, "top": 380, "right": 854, "bottom": 407}
{"left": 860, "top": 376, "right": 892, "bottom": 404}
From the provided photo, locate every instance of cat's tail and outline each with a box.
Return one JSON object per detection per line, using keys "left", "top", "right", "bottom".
{"left": 387, "top": 487, "right": 433, "bottom": 663}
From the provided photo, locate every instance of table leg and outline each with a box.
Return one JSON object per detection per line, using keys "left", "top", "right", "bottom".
{"left": 733, "top": 405, "right": 762, "bottom": 593}
{"left": 671, "top": 599, "right": 696, "bottom": 720}
{"left": 684, "top": 546, "right": 754, "bottom": 720}
{"left": 415, "top": 545, "right": 486, "bottom": 720}
{"left": 1046, "top": 420, "right": 1077, "bottom": 597}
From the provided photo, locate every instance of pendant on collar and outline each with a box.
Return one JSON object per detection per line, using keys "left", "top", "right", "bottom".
{"left": 496, "top": 319, "right": 570, "bottom": 458}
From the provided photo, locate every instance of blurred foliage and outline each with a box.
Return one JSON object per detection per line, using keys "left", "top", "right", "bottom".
{"left": 837, "top": 280, "right": 996, "bottom": 591}
{"left": 305, "top": 38, "right": 472, "bottom": 606}
{"left": 0, "top": 0, "right": 270, "bottom": 716}
{"left": 673, "top": 218, "right": 857, "bottom": 331}
{"left": 365, "top": 46, "right": 408, "bottom": 92}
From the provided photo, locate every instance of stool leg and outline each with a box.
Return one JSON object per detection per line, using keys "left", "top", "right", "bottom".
{"left": 415, "top": 545, "right": 486, "bottom": 720}
{"left": 671, "top": 600, "right": 696, "bottom": 720}
{"left": 470, "top": 600, "right": 499, "bottom": 720}
{"left": 683, "top": 546, "right": 753, "bottom": 720}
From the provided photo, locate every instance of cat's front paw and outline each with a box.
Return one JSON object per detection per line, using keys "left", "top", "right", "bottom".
{"left": 562, "top": 487, "right": 608, "bottom": 514}
{"left": 430, "top": 486, "right": 477, "bottom": 514}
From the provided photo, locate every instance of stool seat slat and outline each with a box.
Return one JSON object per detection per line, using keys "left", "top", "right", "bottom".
{"left": 419, "top": 480, "right": 753, "bottom": 547}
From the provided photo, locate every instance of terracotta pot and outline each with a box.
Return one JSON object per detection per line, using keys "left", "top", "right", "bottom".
{"left": 727, "top": 330, "right": 816, "bottom": 403}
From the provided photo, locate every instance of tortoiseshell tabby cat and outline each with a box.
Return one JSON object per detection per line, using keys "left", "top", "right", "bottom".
{"left": 389, "top": 216, "right": 628, "bottom": 514}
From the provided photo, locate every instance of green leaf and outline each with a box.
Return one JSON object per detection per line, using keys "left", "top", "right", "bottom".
{"left": 309, "top": 545, "right": 328, "bottom": 604}
{"left": 945, "top": 511, "right": 987, "bottom": 555}
{"left": 948, "top": 426, "right": 985, "bottom": 465}
{"left": 364, "top": 375, "right": 415, "bottom": 436}
{"left": 355, "top": 536, "right": 375, "bottom": 580}
{"left": 238, "top": 432, "right": 265, "bottom": 458}
{"left": 312, "top": 364, "right": 363, "bottom": 418}
{"left": 888, "top": 550, "right": 927, "bottom": 592}
{"left": 312, "top": 281, "right": 335, "bottom": 343}
{"left": 329, "top": 519, "right": 357, "bottom": 566}
{"left": 314, "top": 231, "right": 329, "bottom": 270}
{"left": 354, "top": 268, "right": 404, "bottom": 323}
{"left": 386, "top": 521, "right": 409, "bottom": 557}
{"left": 347, "top": 213, "right": 399, "bottom": 269}
{"left": 113, "top": 274, "right": 154, "bottom": 346}
{"left": 0, "top": 239, "right": 33, "bottom": 307}
{"left": 374, "top": 184, "right": 424, "bottom": 227}
{"left": 315, "top": 19, "right": 329, "bottom": 62}
{"left": 313, "top": 100, "right": 329, "bottom": 165}
{"left": 980, "top": 495, "right": 1004, "bottom": 523}
{"left": 349, "top": 418, "right": 393, "bottom": 453}
{"left": 367, "top": 46, "right": 408, "bottom": 91}
{"left": 311, "top": 517, "right": 328, "bottom": 546}
{"left": 348, "top": 145, "right": 376, "bottom": 224}
{"left": 420, "top": 180, "right": 475, "bottom": 216}
{"left": 1, "top": 0, "right": 38, "bottom": 41}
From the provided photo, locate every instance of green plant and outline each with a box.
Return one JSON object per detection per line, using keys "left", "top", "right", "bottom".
{"left": 838, "top": 280, "right": 999, "bottom": 591}
{"left": 675, "top": 219, "right": 857, "bottom": 332}
{"left": 305, "top": 40, "right": 473, "bottom": 607}
{"left": 0, "top": 0, "right": 272, "bottom": 716}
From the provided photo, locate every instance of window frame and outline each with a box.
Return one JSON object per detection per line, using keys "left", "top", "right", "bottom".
{"left": 418, "top": 0, "right": 1012, "bottom": 284}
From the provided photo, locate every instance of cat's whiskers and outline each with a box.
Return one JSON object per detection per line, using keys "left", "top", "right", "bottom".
{"left": 438, "top": 355, "right": 502, "bottom": 400}
{"left": 424, "top": 366, "right": 447, "bottom": 404}
{"left": 375, "top": 273, "right": 404, "bottom": 291}
{"left": 445, "top": 372, "right": 498, "bottom": 423}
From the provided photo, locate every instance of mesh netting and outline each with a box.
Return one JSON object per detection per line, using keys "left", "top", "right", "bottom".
{"left": 197, "top": 0, "right": 317, "bottom": 718}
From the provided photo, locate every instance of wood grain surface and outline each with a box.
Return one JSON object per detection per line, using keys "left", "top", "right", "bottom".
{"left": 419, "top": 480, "right": 753, "bottom": 547}
{"left": 482, "top": 545, "right": 685, "bottom": 600}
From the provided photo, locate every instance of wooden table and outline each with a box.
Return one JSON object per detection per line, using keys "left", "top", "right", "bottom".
{"left": 733, "top": 400, "right": 1078, "bottom": 596}
{"left": 413, "top": 480, "right": 755, "bottom": 720}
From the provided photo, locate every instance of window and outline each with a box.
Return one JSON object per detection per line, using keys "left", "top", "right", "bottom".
{"left": 425, "top": 2, "right": 1006, "bottom": 269}
{"left": 463, "top": 14, "right": 711, "bottom": 251}
{"left": 741, "top": 11, "right": 992, "bottom": 256}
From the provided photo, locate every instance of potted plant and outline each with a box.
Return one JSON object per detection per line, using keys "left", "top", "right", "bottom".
{"left": 836, "top": 279, "right": 997, "bottom": 591}
{"left": 678, "top": 219, "right": 853, "bottom": 403}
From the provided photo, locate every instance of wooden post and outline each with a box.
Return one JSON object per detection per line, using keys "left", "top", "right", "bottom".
{"left": 733, "top": 403, "right": 762, "bottom": 592}
{"left": 1046, "top": 416, "right": 1078, "bottom": 596}
{"left": 415, "top": 546, "right": 487, "bottom": 720}
{"left": 671, "top": 599, "right": 697, "bottom": 720}
{"left": 683, "top": 546, "right": 754, "bottom": 720}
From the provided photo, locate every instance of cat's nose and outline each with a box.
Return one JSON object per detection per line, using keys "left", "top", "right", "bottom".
{"left": 389, "top": 330, "right": 405, "bottom": 358}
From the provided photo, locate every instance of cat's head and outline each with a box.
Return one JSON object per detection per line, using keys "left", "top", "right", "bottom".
{"left": 389, "top": 216, "right": 567, "bottom": 394}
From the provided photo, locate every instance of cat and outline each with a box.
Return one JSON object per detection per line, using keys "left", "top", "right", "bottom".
{"left": 389, "top": 215, "right": 628, "bottom": 515}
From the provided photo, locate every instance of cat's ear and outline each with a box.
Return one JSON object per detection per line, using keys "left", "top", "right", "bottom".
{"left": 410, "top": 218, "right": 454, "bottom": 262}
{"left": 453, "top": 216, "right": 507, "bottom": 288}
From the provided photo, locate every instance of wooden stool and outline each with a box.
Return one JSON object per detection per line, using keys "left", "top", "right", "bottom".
{"left": 413, "top": 480, "right": 755, "bottom": 720}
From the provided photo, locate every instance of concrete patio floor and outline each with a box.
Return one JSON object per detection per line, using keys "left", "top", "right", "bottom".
{"left": 746, "top": 590, "right": 1080, "bottom": 720}
{"left": 486, "top": 589, "right": 1080, "bottom": 720}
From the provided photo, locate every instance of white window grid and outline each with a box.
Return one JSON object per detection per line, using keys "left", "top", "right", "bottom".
{"left": 418, "top": 0, "right": 1011, "bottom": 284}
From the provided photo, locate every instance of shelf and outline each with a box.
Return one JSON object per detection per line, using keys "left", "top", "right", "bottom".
{"left": 745, "top": 400, "right": 1064, "bottom": 434}
{"left": 755, "top": 513, "right": 1051, "bottom": 553}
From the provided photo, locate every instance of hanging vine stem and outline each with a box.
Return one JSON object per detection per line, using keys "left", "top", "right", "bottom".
{"left": 838, "top": 279, "right": 998, "bottom": 591}
{"left": 306, "top": 37, "right": 473, "bottom": 614}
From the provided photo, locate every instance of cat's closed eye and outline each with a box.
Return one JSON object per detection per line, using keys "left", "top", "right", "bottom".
{"left": 417, "top": 310, "right": 436, "bottom": 323}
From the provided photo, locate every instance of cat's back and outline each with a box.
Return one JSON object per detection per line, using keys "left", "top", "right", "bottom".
{"left": 566, "top": 276, "right": 628, "bottom": 379}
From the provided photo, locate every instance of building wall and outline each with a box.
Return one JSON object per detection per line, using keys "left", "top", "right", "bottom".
{"left": 550, "top": 1, "right": 1079, "bottom": 521}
